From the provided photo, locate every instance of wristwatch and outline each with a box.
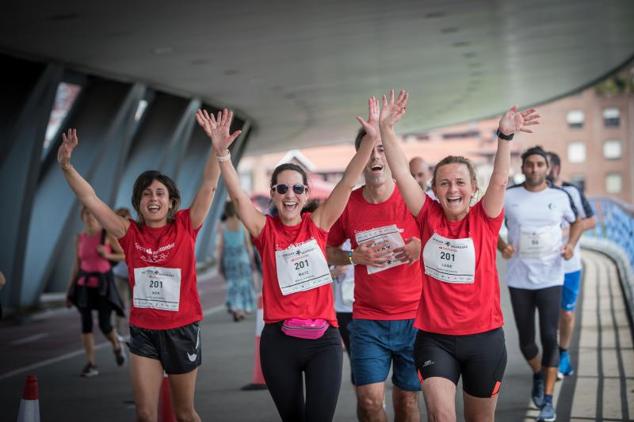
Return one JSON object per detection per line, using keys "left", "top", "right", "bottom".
{"left": 346, "top": 250, "right": 354, "bottom": 265}
{"left": 496, "top": 128, "right": 514, "bottom": 141}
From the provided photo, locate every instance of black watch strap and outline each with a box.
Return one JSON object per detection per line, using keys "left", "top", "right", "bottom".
{"left": 496, "top": 129, "right": 514, "bottom": 141}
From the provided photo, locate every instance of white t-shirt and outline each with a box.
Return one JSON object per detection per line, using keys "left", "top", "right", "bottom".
{"left": 504, "top": 184, "right": 576, "bottom": 289}
{"left": 332, "top": 240, "right": 354, "bottom": 313}
{"left": 561, "top": 182, "right": 593, "bottom": 274}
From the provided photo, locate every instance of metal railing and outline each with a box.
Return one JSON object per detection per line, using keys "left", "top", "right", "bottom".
{"left": 583, "top": 197, "right": 634, "bottom": 328}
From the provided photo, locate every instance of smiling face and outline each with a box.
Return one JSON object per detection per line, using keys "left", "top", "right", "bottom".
{"left": 522, "top": 154, "right": 549, "bottom": 188}
{"left": 139, "top": 179, "right": 173, "bottom": 227}
{"left": 363, "top": 141, "right": 392, "bottom": 187}
{"left": 432, "top": 163, "right": 477, "bottom": 221}
{"left": 271, "top": 169, "right": 309, "bottom": 225}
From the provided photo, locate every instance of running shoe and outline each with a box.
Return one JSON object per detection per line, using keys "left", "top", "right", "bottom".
{"left": 537, "top": 401, "right": 556, "bottom": 421}
{"left": 531, "top": 375, "right": 545, "bottom": 408}
{"left": 80, "top": 363, "right": 99, "bottom": 377}
{"left": 557, "top": 351, "right": 574, "bottom": 379}
{"left": 114, "top": 347, "right": 126, "bottom": 366}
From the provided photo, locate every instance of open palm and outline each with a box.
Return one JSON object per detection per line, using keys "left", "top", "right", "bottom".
{"left": 379, "top": 89, "right": 408, "bottom": 128}
{"left": 195, "top": 108, "right": 242, "bottom": 153}
{"left": 57, "top": 128, "right": 79, "bottom": 169}
{"left": 498, "top": 106, "right": 540, "bottom": 135}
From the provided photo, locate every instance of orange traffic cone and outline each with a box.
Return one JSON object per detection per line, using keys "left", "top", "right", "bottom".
{"left": 17, "top": 374, "right": 40, "bottom": 422}
{"left": 158, "top": 373, "right": 176, "bottom": 422}
{"left": 241, "top": 294, "right": 267, "bottom": 390}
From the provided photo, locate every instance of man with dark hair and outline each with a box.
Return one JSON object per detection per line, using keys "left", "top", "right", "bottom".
{"left": 547, "top": 151, "right": 596, "bottom": 379}
{"left": 498, "top": 145, "right": 583, "bottom": 422}
{"left": 328, "top": 127, "right": 423, "bottom": 422}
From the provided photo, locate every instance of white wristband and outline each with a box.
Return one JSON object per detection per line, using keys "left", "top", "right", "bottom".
{"left": 217, "top": 150, "right": 231, "bottom": 162}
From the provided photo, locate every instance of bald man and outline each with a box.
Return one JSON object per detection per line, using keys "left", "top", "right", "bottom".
{"left": 409, "top": 157, "right": 436, "bottom": 201}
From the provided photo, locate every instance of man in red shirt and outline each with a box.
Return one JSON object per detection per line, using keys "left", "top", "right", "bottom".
{"left": 327, "top": 128, "right": 423, "bottom": 422}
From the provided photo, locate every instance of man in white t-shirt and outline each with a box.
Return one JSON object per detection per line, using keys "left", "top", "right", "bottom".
{"left": 498, "top": 145, "right": 583, "bottom": 422}
{"left": 547, "top": 151, "right": 596, "bottom": 379}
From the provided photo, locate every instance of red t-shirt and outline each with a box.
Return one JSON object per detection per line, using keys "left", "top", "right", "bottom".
{"left": 253, "top": 213, "right": 337, "bottom": 327}
{"left": 415, "top": 199, "right": 504, "bottom": 335}
{"left": 118, "top": 209, "right": 203, "bottom": 330}
{"left": 327, "top": 186, "right": 423, "bottom": 320}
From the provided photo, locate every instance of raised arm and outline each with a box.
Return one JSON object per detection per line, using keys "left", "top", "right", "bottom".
{"left": 482, "top": 107, "right": 540, "bottom": 218}
{"left": 57, "top": 129, "right": 129, "bottom": 238}
{"left": 189, "top": 113, "right": 222, "bottom": 229}
{"left": 196, "top": 109, "right": 266, "bottom": 238}
{"left": 379, "top": 89, "right": 424, "bottom": 216}
{"left": 311, "top": 97, "right": 379, "bottom": 230}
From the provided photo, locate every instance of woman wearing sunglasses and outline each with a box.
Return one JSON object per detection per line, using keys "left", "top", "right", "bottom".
{"left": 196, "top": 99, "right": 380, "bottom": 422}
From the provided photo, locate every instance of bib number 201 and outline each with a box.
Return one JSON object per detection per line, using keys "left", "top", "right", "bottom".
{"left": 439, "top": 252, "right": 455, "bottom": 262}
{"left": 294, "top": 259, "right": 309, "bottom": 271}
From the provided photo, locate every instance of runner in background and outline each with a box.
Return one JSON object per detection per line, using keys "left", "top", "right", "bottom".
{"left": 330, "top": 239, "right": 355, "bottom": 384}
{"left": 112, "top": 207, "right": 132, "bottom": 339}
{"left": 65, "top": 206, "right": 126, "bottom": 377}
{"left": 546, "top": 151, "right": 596, "bottom": 379}
{"left": 409, "top": 156, "right": 434, "bottom": 198}
{"left": 499, "top": 145, "right": 583, "bottom": 422}
{"left": 199, "top": 99, "right": 379, "bottom": 422}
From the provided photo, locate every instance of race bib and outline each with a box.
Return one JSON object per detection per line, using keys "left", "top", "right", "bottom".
{"left": 355, "top": 225, "right": 406, "bottom": 275}
{"left": 519, "top": 225, "right": 561, "bottom": 259}
{"left": 133, "top": 267, "right": 181, "bottom": 311}
{"left": 275, "top": 239, "right": 333, "bottom": 296}
{"left": 422, "top": 233, "right": 475, "bottom": 284}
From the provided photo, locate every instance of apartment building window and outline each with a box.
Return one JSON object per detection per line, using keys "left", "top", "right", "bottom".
{"left": 568, "top": 142, "right": 586, "bottom": 163}
{"left": 603, "top": 107, "right": 620, "bottom": 128}
{"left": 566, "top": 110, "right": 584, "bottom": 129}
{"left": 603, "top": 139, "right": 623, "bottom": 160}
{"left": 605, "top": 173, "right": 623, "bottom": 194}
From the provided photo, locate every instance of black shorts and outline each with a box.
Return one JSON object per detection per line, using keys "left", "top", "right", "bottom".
{"left": 129, "top": 322, "right": 202, "bottom": 374}
{"left": 414, "top": 328, "right": 507, "bottom": 398}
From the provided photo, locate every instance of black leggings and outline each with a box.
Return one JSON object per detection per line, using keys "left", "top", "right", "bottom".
{"left": 78, "top": 288, "right": 114, "bottom": 335}
{"left": 509, "top": 286, "right": 562, "bottom": 368}
{"left": 260, "top": 323, "right": 343, "bottom": 422}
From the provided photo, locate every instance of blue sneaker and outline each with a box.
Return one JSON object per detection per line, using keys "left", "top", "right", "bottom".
{"left": 558, "top": 351, "right": 574, "bottom": 379}
{"left": 537, "top": 401, "right": 556, "bottom": 421}
{"left": 532, "top": 375, "right": 544, "bottom": 408}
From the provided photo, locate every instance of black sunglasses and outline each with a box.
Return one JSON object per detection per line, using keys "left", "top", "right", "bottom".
{"left": 271, "top": 183, "right": 308, "bottom": 195}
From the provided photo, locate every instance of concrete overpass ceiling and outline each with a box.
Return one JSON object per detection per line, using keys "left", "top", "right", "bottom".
{"left": 1, "top": 0, "right": 633, "bottom": 154}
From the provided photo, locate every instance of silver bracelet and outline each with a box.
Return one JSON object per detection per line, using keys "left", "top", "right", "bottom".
{"left": 216, "top": 150, "right": 231, "bottom": 162}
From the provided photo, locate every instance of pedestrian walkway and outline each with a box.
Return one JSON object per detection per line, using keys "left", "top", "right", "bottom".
{"left": 0, "top": 250, "right": 632, "bottom": 421}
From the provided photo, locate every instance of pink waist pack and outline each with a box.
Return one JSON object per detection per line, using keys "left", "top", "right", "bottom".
{"left": 281, "top": 318, "right": 329, "bottom": 340}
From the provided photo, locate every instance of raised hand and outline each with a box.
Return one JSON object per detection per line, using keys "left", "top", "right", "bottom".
{"left": 355, "top": 96, "right": 380, "bottom": 141}
{"left": 498, "top": 106, "right": 540, "bottom": 136}
{"left": 195, "top": 108, "right": 242, "bottom": 154}
{"left": 57, "top": 128, "right": 79, "bottom": 170}
{"left": 379, "top": 89, "right": 409, "bottom": 128}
